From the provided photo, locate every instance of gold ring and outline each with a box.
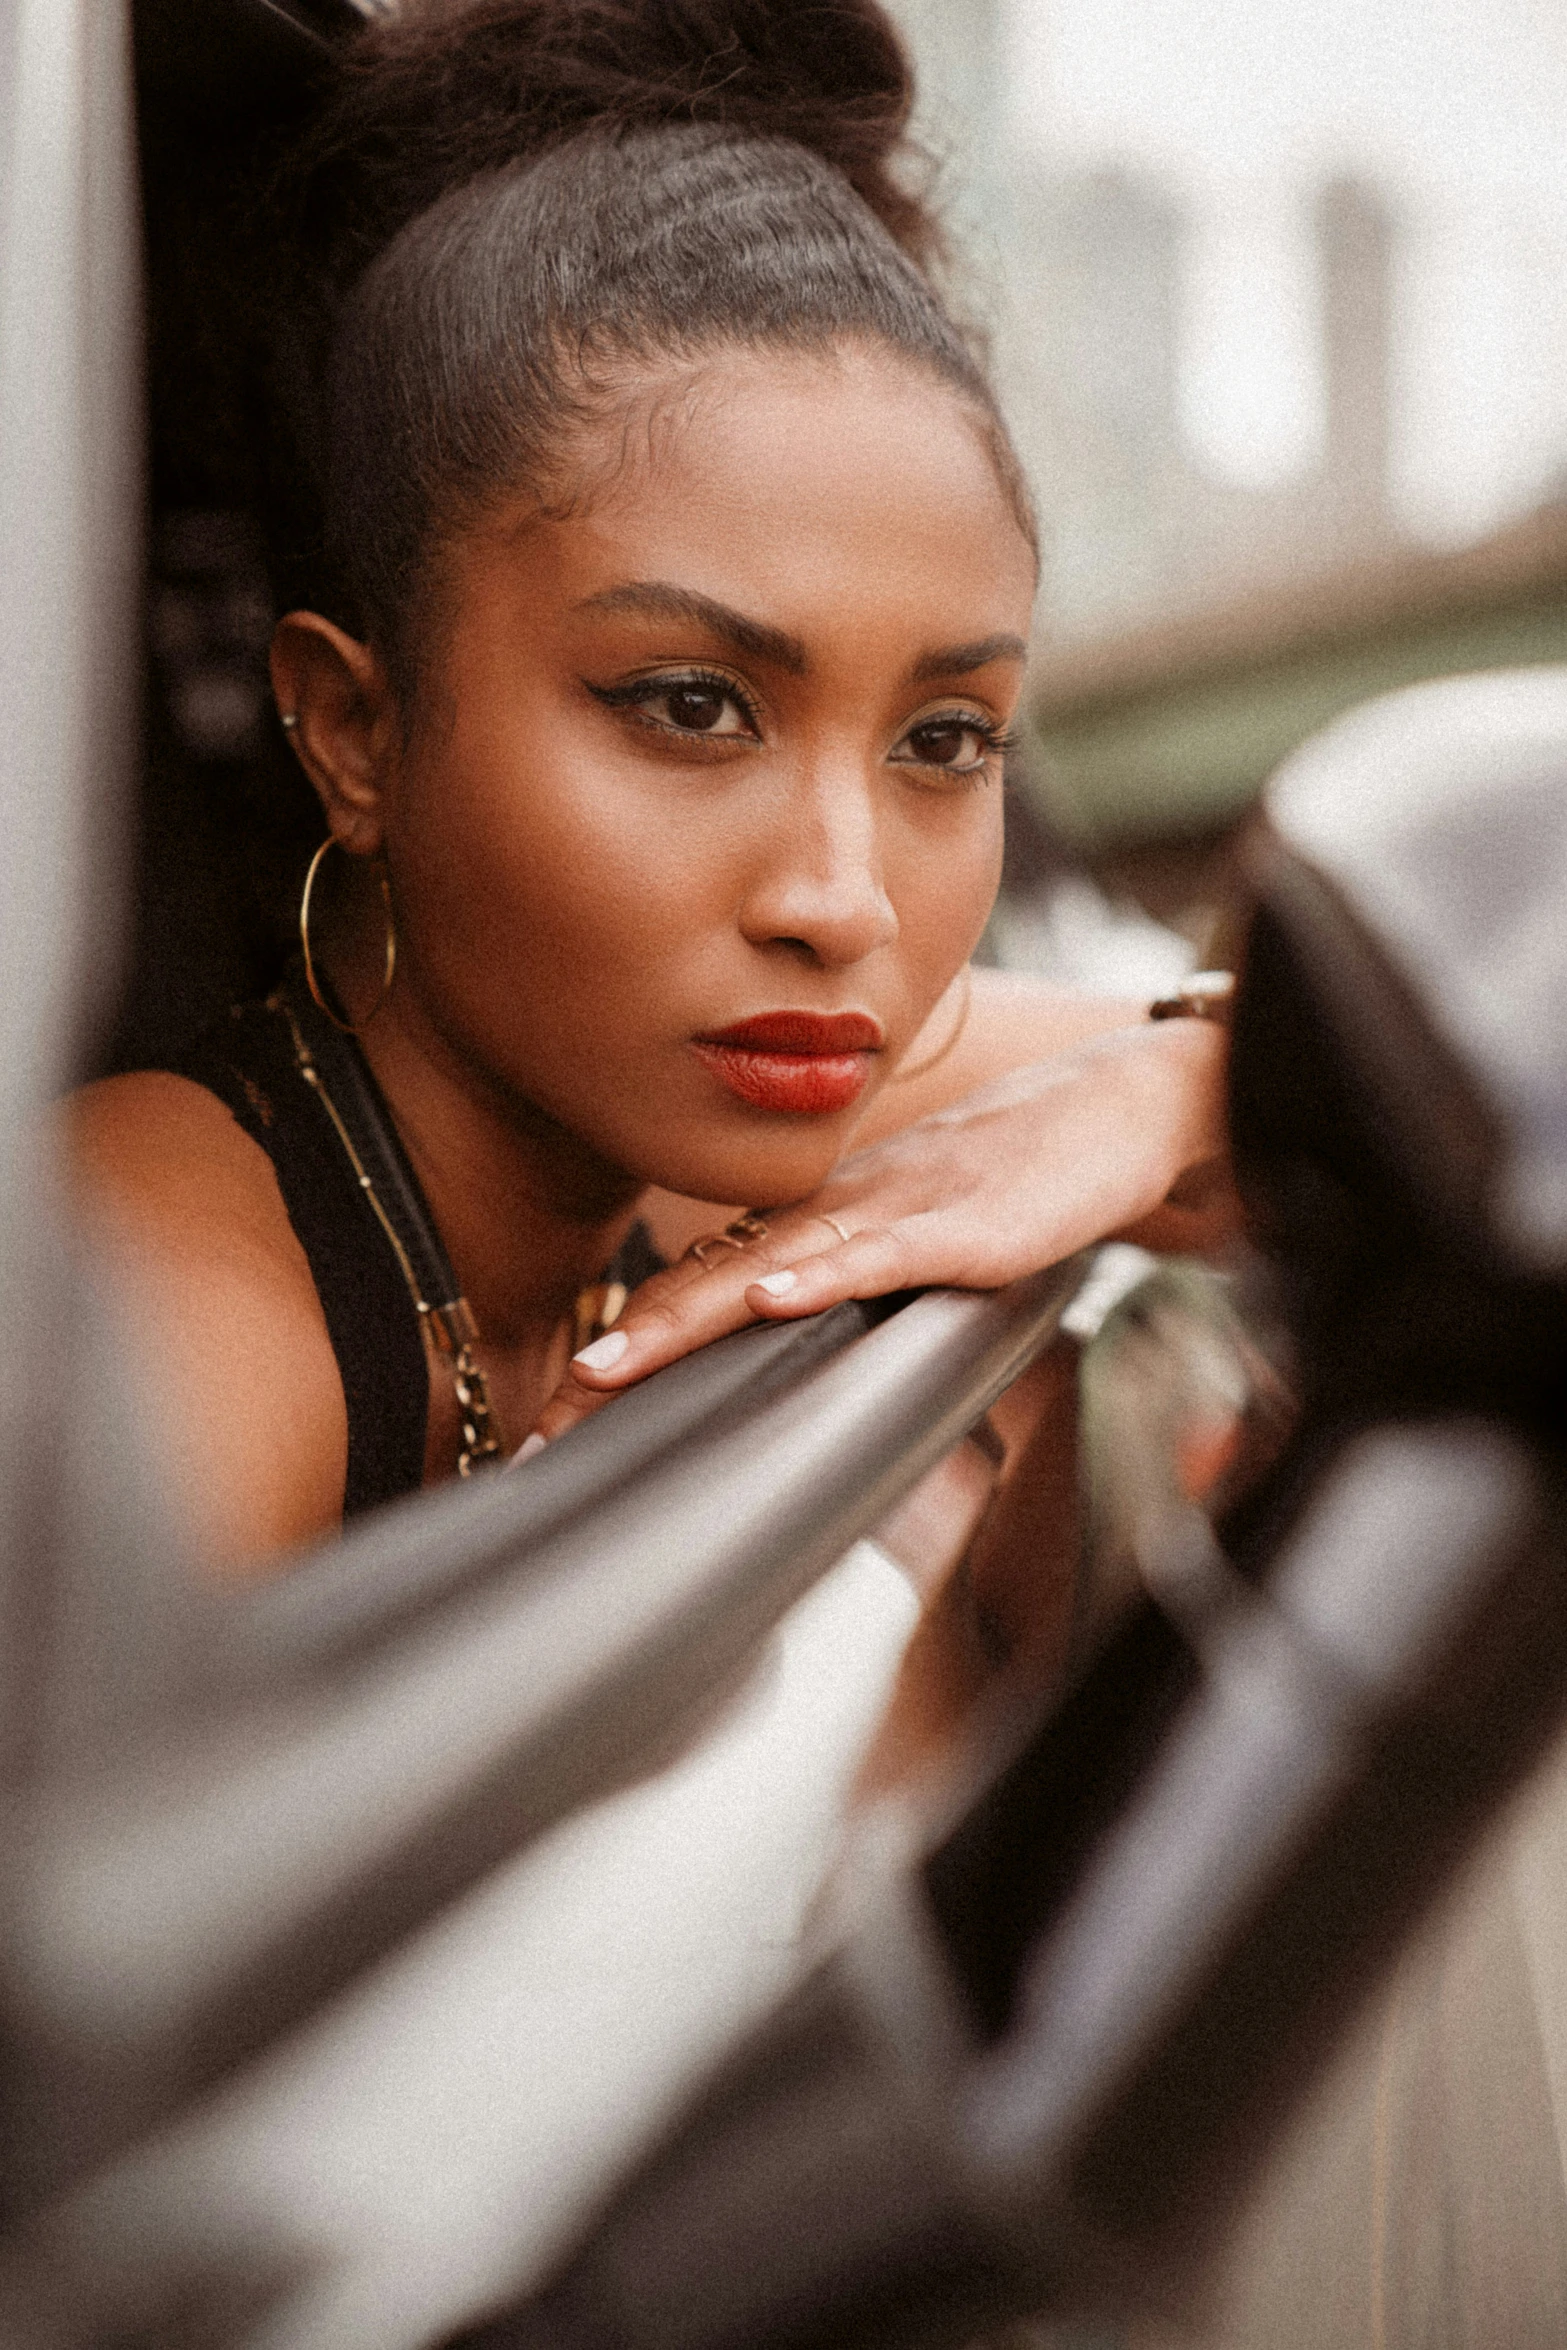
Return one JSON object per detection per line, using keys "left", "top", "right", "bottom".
{"left": 685, "top": 1212, "right": 771, "bottom": 1269}
{"left": 685, "top": 1234, "right": 737, "bottom": 1268}
{"left": 814, "top": 1214, "right": 853, "bottom": 1245}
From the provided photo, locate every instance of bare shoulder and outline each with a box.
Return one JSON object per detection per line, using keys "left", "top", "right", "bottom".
{"left": 71, "top": 1069, "right": 294, "bottom": 1229}
{"left": 66, "top": 1072, "right": 319, "bottom": 1306}
{"left": 852, "top": 967, "right": 1152, "bottom": 1144}
{"left": 64, "top": 1073, "right": 348, "bottom": 1576}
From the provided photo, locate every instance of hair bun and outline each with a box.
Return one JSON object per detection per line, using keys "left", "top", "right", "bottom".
{"left": 300, "top": 0, "right": 932, "bottom": 283}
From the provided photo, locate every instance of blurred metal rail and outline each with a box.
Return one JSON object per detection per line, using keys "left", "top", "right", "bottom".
{"left": 8, "top": 1267, "right": 1083, "bottom": 2173}
{"left": 0, "top": 1271, "right": 1086, "bottom": 2347}
{"left": 453, "top": 1419, "right": 1560, "bottom": 2350}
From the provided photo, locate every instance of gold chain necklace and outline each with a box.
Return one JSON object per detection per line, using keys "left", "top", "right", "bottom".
{"left": 276, "top": 993, "right": 504, "bottom": 1475}
{"left": 275, "top": 991, "right": 632, "bottom": 1477}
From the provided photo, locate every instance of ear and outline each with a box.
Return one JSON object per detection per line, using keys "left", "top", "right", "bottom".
{"left": 269, "top": 613, "right": 399, "bottom": 855}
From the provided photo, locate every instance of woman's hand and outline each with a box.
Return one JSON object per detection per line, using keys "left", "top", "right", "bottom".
{"left": 526, "top": 1015, "right": 1234, "bottom": 1449}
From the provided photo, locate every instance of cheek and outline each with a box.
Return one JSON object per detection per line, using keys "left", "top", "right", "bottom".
{"left": 887, "top": 790, "right": 1005, "bottom": 974}
{"left": 390, "top": 737, "right": 729, "bottom": 1062}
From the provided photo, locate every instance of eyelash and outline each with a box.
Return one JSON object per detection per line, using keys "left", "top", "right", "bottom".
{"left": 587, "top": 667, "right": 761, "bottom": 737}
{"left": 899, "top": 714, "right": 1017, "bottom": 786}
{"left": 587, "top": 668, "right": 1016, "bottom": 781}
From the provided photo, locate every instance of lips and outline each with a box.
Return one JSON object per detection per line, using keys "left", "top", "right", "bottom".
{"left": 692, "top": 1010, "right": 883, "bottom": 1115}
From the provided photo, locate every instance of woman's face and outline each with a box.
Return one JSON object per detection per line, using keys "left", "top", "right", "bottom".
{"left": 373, "top": 341, "right": 1036, "bottom": 1208}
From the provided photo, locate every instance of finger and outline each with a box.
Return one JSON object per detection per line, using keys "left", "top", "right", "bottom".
{"left": 561, "top": 1255, "right": 784, "bottom": 1389}
{"left": 744, "top": 1220, "right": 922, "bottom": 1316}
{"left": 560, "top": 1205, "right": 886, "bottom": 1389}
{"left": 517, "top": 1255, "right": 722, "bottom": 1447}
{"left": 520, "top": 1222, "right": 875, "bottom": 1449}
{"left": 526, "top": 1371, "right": 624, "bottom": 1448}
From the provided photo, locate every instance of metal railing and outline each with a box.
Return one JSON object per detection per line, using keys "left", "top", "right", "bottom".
{"left": 10, "top": 1271, "right": 1083, "bottom": 2167}
{"left": 450, "top": 1426, "right": 1558, "bottom": 2350}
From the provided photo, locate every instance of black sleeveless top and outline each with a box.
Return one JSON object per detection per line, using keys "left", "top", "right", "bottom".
{"left": 171, "top": 986, "right": 664, "bottom": 1517}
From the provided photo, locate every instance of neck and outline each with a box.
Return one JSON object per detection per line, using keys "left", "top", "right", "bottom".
{"left": 348, "top": 980, "right": 645, "bottom": 1351}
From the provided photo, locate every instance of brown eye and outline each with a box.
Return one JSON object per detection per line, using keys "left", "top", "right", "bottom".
{"left": 664, "top": 684, "right": 729, "bottom": 732}
{"left": 909, "top": 721, "right": 975, "bottom": 767}
{"left": 597, "top": 673, "right": 759, "bottom": 738}
{"left": 897, "top": 716, "right": 997, "bottom": 773}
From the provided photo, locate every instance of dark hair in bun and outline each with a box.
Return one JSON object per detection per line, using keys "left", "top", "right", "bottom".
{"left": 302, "top": 0, "right": 938, "bottom": 281}
{"left": 275, "top": 0, "right": 1032, "bottom": 691}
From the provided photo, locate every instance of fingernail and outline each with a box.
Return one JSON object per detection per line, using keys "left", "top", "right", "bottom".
{"left": 573, "top": 1328, "right": 630, "bottom": 1371}
{"left": 512, "top": 1431, "right": 547, "bottom": 1465}
{"left": 754, "top": 1269, "right": 798, "bottom": 1296}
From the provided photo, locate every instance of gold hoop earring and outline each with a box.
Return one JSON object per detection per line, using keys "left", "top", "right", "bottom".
{"left": 299, "top": 836, "right": 396, "bottom": 1036}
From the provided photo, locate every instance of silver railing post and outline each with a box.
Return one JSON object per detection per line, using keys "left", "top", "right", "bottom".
{"left": 0, "top": 0, "right": 216, "bottom": 2210}
{"left": 0, "top": 0, "right": 140, "bottom": 1164}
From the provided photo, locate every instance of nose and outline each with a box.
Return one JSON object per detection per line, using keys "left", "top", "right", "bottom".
{"left": 737, "top": 768, "right": 899, "bottom": 971}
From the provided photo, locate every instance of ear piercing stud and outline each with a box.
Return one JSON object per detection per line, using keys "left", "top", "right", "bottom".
{"left": 280, "top": 712, "right": 300, "bottom": 731}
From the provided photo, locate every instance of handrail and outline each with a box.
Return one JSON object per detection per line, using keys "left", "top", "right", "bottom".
{"left": 458, "top": 1420, "right": 1560, "bottom": 2350}
{"left": 12, "top": 1265, "right": 1085, "bottom": 2169}
{"left": 214, "top": 1298, "right": 892, "bottom": 1679}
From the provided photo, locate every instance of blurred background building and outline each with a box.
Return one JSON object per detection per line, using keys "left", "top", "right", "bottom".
{"left": 885, "top": 0, "right": 1567, "bottom": 957}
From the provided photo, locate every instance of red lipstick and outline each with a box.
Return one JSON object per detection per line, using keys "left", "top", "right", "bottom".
{"left": 692, "top": 1010, "right": 882, "bottom": 1115}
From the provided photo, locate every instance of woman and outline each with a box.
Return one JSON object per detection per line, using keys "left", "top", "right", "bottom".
{"left": 68, "top": 0, "right": 1229, "bottom": 1583}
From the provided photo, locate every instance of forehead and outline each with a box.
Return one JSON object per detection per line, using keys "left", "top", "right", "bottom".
{"left": 466, "top": 342, "right": 1037, "bottom": 655}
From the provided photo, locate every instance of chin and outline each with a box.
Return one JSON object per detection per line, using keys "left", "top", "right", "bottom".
{"left": 637, "top": 1120, "right": 849, "bottom": 1211}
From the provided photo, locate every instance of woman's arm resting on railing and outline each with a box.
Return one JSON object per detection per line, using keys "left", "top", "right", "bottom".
{"left": 532, "top": 1011, "right": 1233, "bottom": 1444}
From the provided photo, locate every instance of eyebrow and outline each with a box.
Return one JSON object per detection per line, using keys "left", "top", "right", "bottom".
{"left": 573, "top": 586, "right": 1027, "bottom": 690}
{"left": 572, "top": 582, "right": 808, "bottom": 675}
{"left": 910, "top": 633, "right": 1029, "bottom": 683}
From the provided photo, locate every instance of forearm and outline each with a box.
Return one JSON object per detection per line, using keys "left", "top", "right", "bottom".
{"left": 541, "top": 1005, "right": 1234, "bottom": 1437}
{"left": 850, "top": 967, "right": 1155, "bottom": 1146}
{"left": 929, "top": 1012, "right": 1229, "bottom": 1266}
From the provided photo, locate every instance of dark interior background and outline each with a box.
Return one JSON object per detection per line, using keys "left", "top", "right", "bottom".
{"left": 109, "top": 0, "right": 362, "bottom": 1075}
